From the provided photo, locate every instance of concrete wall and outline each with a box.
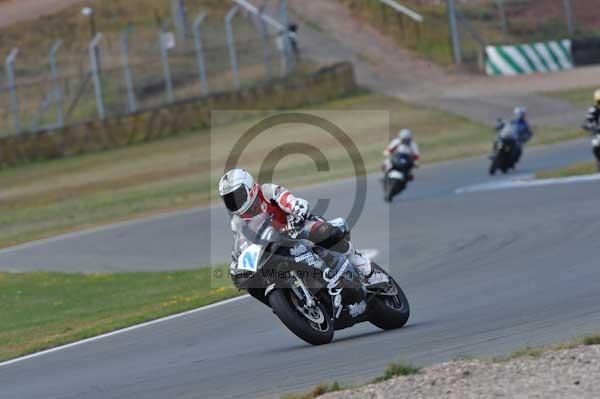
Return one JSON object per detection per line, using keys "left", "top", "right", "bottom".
{"left": 0, "top": 63, "right": 357, "bottom": 168}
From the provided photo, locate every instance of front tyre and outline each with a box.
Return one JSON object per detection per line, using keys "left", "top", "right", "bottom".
{"left": 368, "top": 265, "right": 410, "bottom": 330}
{"left": 268, "top": 289, "right": 334, "bottom": 345}
{"left": 489, "top": 158, "right": 498, "bottom": 176}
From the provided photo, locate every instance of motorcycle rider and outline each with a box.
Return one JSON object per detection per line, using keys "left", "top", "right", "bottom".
{"left": 583, "top": 89, "right": 600, "bottom": 132}
{"left": 382, "top": 129, "right": 420, "bottom": 178}
{"left": 219, "top": 169, "right": 389, "bottom": 287}
{"left": 510, "top": 107, "right": 533, "bottom": 163}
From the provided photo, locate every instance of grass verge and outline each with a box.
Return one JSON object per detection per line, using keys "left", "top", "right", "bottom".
{"left": 543, "top": 86, "right": 596, "bottom": 108}
{"left": 0, "top": 92, "right": 583, "bottom": 249}
{"left": 0, "top": 266, "right": 238, "bottom": 362}
{"left": 536, "top": 161, "right": 598, "bottom": 179}
{"left": 542, "top": 87, "right": 598, "bottom": 108}
{"left": 282, "top": 382, "right": 344, "bottom": 399}
{"left": 371, "top": 362, "right": 420, "bottom": 383}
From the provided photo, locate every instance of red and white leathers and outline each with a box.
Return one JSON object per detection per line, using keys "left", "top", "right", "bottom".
{"left": 229, "top": 183, "right": 373, "bottom": 278}
{"left": 383, "top": 138, "right": 420, "bottom": 172}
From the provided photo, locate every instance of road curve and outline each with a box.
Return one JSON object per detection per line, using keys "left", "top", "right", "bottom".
{"left": 2, "top": 139, "right": 600, "bottom": 399}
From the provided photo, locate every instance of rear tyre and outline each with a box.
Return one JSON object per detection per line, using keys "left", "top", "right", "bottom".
{"left": 268, "top": 289, "right": 334, "bottom": 345}
{"left": 367, "top": 265, "right": 410, "bottom": 330}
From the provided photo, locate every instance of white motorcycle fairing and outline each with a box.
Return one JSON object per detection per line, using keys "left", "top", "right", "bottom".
{"left": 236, "top": 243, "right": 263, "bottom": 273}
{"left": 387, "top": 170, "right": 405, "bottom": 180}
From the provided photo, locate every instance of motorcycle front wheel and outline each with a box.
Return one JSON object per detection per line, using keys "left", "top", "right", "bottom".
{"left": 489, "top": 158, "right": 498, "bottom": 175}
{"left": 269, "top": 289, "right": 334, "bottom": 345}
{"left": 367, "top": 264, "right": 410, "bottom": 330}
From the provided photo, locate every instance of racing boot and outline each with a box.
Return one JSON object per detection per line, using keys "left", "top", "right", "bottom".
{"left": 344, "top": 243, "right": 389, "bottom": 288}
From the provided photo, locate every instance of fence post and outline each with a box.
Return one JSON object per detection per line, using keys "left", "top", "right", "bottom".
{"left": 193, "top": 12, "right": 209, "bottom": 96}
{"left": 171, "top": 0, "right": 189, "bottom": 43}
{"left": 121, "top": 27, "right": 138, "bottom": 113}
{"left": 225, "top": 5, "right": 240, "bottom": 89}
{"left": 159, "top": 22, "right": 175, "bottom": 103}
{"left": 495, "top": 0, "right": 508, "bottom": 42}
{"left": 257, "top": 4, "right": 273, "bottom": 80}
{"left": 446, "top": 0, "right": 462, "bottom": 64}
{"left": 563, "top": 0, "right": 574, "bottom": 36}
{"left": 278, "top": 0, "right": 295, "bottom": 74}
{"left": 49, "top": 40, "right": 64, "bottom": 128}
{"left": 5, "top": 48, "right": 21, "bottom": 134}
{"left": 89, "top": 33, "right": 105, "bottom": 119}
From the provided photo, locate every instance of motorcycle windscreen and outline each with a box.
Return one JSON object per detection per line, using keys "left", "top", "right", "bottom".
{"left": 233, "top": 213, "right": 277, "bottom": 245}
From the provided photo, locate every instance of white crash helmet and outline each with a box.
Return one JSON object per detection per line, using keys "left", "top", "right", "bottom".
{"left": 399, "top": 129, "right": 413, "bottom": 140}
{"left": 513, "top": 107, "right": 526, "bottom": 119}
{"left": 219, "top": 169, "right": 258, "bottom": 215}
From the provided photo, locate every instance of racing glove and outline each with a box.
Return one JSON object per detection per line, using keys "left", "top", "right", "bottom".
{"left": 288, "top": 198, "right": 310, "bottom": 230}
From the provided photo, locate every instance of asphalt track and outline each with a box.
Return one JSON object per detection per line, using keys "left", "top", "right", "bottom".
{"left": 2, "top": 139, "right": 600, "bottom": 399}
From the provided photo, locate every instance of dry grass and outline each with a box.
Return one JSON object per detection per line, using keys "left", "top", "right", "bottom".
{"left": 543, "top": 86, "right": 596, "bottom": 108}
{"left": 0, "top": 92, "right": 581, "bottom": 249}
{"left": 536, "top": 160, "right": 598, "bottom": 179}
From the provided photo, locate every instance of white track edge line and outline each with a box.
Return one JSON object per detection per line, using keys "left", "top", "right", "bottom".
{"left": 455, "top": 173, "right": 600, "bottom": 194}
{"left": 0, "top": 294, "right": 250, "bottom": 368}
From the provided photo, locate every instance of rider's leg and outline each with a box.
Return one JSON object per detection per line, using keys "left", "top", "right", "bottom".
{"left": 303, "top": 219, "right": 388, "bottom": 286}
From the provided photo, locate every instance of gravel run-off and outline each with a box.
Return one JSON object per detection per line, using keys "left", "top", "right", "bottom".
{"left": 322, "top": 345, "right": 600, "bottom": 399}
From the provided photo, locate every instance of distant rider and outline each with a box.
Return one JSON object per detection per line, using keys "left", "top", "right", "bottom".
{"left": 582, "top": 89, "right": 600, "bottom": 133}
{"left": 383, "top": 129, "right": 420, "bottom": 179}
{"left": 219, "top": 169, "right": 389, "bottom": 287}
{"left": 510, "top": 107, "right": 533, "bottom": 163}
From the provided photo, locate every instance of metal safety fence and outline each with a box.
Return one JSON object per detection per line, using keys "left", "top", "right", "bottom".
{"left": 447, "top": 0, "right": 600, "bottom": 66}
{"left": 0, "top": 1, "right": 298, "bottom": 138}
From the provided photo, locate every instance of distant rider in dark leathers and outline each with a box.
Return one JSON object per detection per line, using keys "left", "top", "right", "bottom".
{"left": 583, "top": 90, "right": 600, "bottom": 133}
{"left": 496, "top": 107, "right": 532, "bottom": 164}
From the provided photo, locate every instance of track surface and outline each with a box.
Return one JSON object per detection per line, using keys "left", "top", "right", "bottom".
{"left": 2, "top": 139, "right": 600, "bottom": 399}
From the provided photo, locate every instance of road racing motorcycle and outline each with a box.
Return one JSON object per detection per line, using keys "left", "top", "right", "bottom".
{"left": 230, "top": 213, "right": 410, "bottom": 345}
{"left": 383, "top": 151, "right": 415, "bottom": 202}
{"left": 489, "top": 122, "right": 519, "bottom": 175}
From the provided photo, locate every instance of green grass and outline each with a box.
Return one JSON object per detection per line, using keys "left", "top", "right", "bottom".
{"left": 0, "top": 92, "right": 582, "bottom": 250}
{"left": 371, "top": 362, "right": 420, "bottom": 383}
{"left": 582, "top": 334, "right": 600, "bottom": 346}
{"left": 505, "top": 346, "right": 545, "bottom": 360}
{"left": 536, "top": 161, "right": 598, "bottom": 179}
{"left": 282, "top": 382, "right": 343, "bottom": 399}
{"left": 543, "top": 87, "right": 597, "bottom": 108}
{"left": 0, "top": 266, "right": 238, "bottom": 362}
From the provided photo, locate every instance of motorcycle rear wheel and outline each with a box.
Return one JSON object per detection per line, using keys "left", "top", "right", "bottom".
{"left": 367, "top": 264, "right": 410, "bottom": 330}
{"left": 269, "top": 289, "right": 334, "bottom": 345}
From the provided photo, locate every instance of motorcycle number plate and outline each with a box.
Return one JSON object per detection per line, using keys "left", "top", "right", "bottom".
{"left": 237, "top": 244, "right": 262, "bottom": 272}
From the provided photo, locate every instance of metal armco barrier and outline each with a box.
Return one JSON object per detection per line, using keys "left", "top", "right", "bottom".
{"left": 485, "top": 39, "right": 573, "bottom": 76}
{"left": 571, "top": 37, "right": 600, "bottom": 67}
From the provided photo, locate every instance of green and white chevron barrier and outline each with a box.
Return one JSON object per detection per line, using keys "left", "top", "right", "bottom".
{"left": 485, "top": 39, "right": 573, "bottom": 76}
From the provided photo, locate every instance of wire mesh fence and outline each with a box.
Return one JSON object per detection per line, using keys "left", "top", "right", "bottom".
{"left": 0, "top": 2, "right": 297, "bottom": 138}
{"left": 453, "top": 0, "right": 600, "bottom": 66}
